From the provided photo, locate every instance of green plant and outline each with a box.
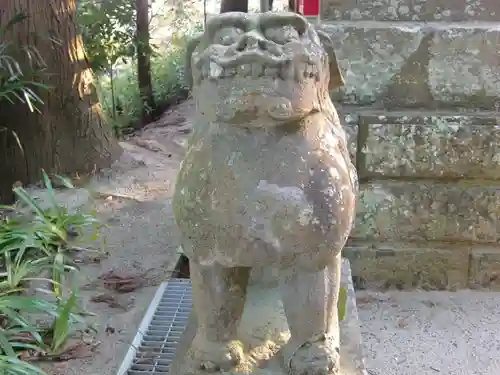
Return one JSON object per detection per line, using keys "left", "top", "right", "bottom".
{"left": 78, "top": 0, "right": 164, "bottom": 129}
{"left": 338, "top": 286, "right": 347, "bottom": 322}
{"left": 77, "top": 0, "right": 136, "bottom": 73}
{"left": 46, "top": 290, "right": 81, "bottom": 354}
{"left": 0, "top": 290, "right": 71, "bottom": 363}
{"left": 78, "top": 0, "right": 203, "bottom": 132}
{"left": 0, "top": 12, "right": 49, "bottom": 113}
{"left": 0, "top": 288, "right": 88, "bottom": 369}
{"left": 0, "top": 172, "right": 100, "bottom": 373}
{"left": 96, "top": 32, "right": 195, "bottom": 133}
{"left": 0, "top": 355, "right": 48, "bottom": 375}
{"left": 15, "top": 174, "right": 98, "bottom": 290}
{"left": 2, "top": 172, "right": 99, "bottom": 294}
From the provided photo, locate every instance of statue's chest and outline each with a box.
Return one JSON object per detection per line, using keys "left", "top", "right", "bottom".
{"left": 179, "top": 125, "right": 352, "bottom": 213}
{"left": 207, "top": 133, "right": 312, "bottom": 190}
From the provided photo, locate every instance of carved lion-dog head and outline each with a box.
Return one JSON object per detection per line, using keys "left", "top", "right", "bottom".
{"left": 185, "top": 12, "right": 344, "bottom": 127}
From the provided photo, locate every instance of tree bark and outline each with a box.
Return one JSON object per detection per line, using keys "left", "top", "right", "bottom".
{"left": 136, "top": 0, "right": 155, "bottom": 126}
{"left": 0, "top": 0, "right": 122, "bottom": 203}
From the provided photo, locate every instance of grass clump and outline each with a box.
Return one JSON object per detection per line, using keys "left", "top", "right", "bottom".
{"left": 0, "top": 172, "right": 100, "bottom": 374}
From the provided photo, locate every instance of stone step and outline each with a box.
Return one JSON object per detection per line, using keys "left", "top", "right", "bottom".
{"left": 321, "top": 21, "right": 500, "bottom": 109}
{"left": 339, "top": 110, "right": 500, "bottom": 178}
{"left": 353, "top": 180, "right": 500, "bottom": 244}
{"left": 338, "top": 111, "right": 500, "bottom": 291}
{"left": 356, "top": 112, "right": 500, "bottom": 180}
{"left": 344, "top": 242, "right": 500, "bottom": 291}
{"left": 321, "top": 0, "right": 500, "bottom": 22}
{"left": 344, "top": 242, "right": 471, "bottom": 290}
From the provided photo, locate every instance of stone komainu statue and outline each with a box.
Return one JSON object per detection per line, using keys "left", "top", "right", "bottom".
{"left": 173, "top": 11, "right": 358, "bottom": 375}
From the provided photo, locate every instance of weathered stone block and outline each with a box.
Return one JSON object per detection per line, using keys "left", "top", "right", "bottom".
{"left": 353, "top": 182, "right": 500, "bottom": 243}
{"left": 323, "top": 22, "right": 425, "bottom": 106}
{"left": 344, "top": 243, "right": 470, "bottom": 290}
{"left": 360, "top": 113, "right": 500, "bottom": 179}
{"left": 322, "top": 0, "right": 500, "bottom": 22}
{"left": 321, "top": 22, "right": 500, "bottom": 109}
{"left": 428, "top": 26, "right": 500, "bottom": 108}
{"left": 469, "top": 247, "right": 500, "bottom": 290}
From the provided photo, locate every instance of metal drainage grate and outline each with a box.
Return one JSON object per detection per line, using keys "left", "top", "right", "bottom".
{"left": 116, "top": 278, "right": 193, "bottom": 375}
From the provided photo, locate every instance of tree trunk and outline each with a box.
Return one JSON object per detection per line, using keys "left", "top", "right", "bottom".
{"left": 220, "top": 0, "right": 248, "bottom": 13}
{"left": 0, "top": 0, "right": 122, "bottom": 203}
{"left": 136, "top": 0, "right": 155, "bottom": 126}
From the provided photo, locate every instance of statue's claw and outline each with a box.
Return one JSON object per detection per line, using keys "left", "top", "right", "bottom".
{"left": 282, "top": 334, "right": 340, "bottom": 375}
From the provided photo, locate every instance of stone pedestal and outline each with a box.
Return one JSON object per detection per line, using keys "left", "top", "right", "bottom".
{"left": 170, "top": 259, "right": 368, "bottom": 375}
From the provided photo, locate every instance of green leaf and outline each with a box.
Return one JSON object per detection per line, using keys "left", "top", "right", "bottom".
{"left": 51, "top": 290, "right": 78, "bottom": 353}
{"left": 12, "top": 188, "right": 46, "bottom": 221}
{"left": 3, "top": 12, "right": 28, "bottom": 33}
{"left": 338, "top": 286, "right": 347, "bottom": 322}
{"left": 0, "top": 355, "right": 48, "bottom": 375}
{"left": 53, "top": 174, "right": 74, "bottom": 189}
{"left": 52, "top": 251, "right": 66, "bottom": 298}
{"left": 0, "top": 331, "right": 16, "bottom": 357}
{"left": 41, "top": 170, "right": 58, "bottom": 213}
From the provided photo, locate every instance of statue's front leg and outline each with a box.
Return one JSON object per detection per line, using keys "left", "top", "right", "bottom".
{"left": 280, "top": 253, "right": 342, "bottom": 375}
{"left": 189, "top": 261, "right": 250, "bottom": 372}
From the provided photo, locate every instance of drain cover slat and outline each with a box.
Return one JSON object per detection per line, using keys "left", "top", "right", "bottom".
{"left": 117, "top": 278, "right": 193, "bottom": 375}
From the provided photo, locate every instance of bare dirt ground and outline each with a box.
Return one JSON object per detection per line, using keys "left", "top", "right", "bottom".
{"left": 358, "top": 290, "right": 500, "bottom": 375}
{"left": 36, "top": 100, "right": 196, "bottom": 375}
{"left": 33, "top": 100, "right": 500, "bottom": 375}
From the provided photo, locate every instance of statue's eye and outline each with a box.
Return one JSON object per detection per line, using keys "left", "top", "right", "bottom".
{"left": 264, "top": 25, "right": 300, "bottom": 44}
{"left": 213, "top": 27, "right": 244, "bottom": 45}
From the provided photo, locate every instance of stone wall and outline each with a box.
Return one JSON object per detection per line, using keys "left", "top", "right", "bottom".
{"left": 320, "top": 0, "right": 500, "bottom": 290}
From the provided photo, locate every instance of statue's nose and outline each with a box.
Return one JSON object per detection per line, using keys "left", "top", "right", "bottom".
{"left": 236, "top": 31, "right": 268, "bottom": 52}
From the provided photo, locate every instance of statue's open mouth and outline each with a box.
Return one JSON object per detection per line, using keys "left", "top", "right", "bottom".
{"left": 198, "top": 59, "right": 319, "bottom": 83}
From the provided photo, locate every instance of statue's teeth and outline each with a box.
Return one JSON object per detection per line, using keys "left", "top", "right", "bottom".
{"left": 294, "top": 62, "right": 307, "bottom": 82}
{"left": 251, "top": 63, "right": 264, "bottom": 78}
{"left": 279, "top": 61, "right": 293, "bottom": 80}
{"left": 201, "top": 65, "right": 209, "bottom": 80}
{"left": 209, "top": 61, "right": 223, "bottom": 79}
{"left": 304, "top": 64, "right": 315, "bottom": 78}
{"left": 222, "top": 67, "right": 237, "bottom": 77}
{"left": 238, "top": 64, "right": 252, "bottom": 76}
{"left": 264, "top": 66, "right": 279, "bottom": 77}
{"left": 311, "top": 65, "right": 319, "bottom": 81}
{"left": 199, "top": 61, "right": 318, "bottom": 82}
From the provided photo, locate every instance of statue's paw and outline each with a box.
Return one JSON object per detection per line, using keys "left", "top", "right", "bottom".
{"left": 189, "top": 335, "right": 244, "bottom": 373}
{"left": 282, "top": 337, "right": 340, "bottom": 375}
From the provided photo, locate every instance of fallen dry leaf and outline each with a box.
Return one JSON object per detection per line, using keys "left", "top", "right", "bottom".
{"left": 91, "top": 293, "right": 135, "bottom": 310}
{"left": 134, "top": 138, "right": 165, "bottom": 153}
{"left": 99, "top": 270, "right": 144, "bottom": 293}
{"left": 21, "top": 341, "right": 101, "bottom": 363}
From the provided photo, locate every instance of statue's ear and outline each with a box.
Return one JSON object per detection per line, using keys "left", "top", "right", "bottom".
{"left": 316, "top": 29, "right": 344, "bottom": 90}
{"left": 185, "top": 32, "right": 204, "bottom": 90}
